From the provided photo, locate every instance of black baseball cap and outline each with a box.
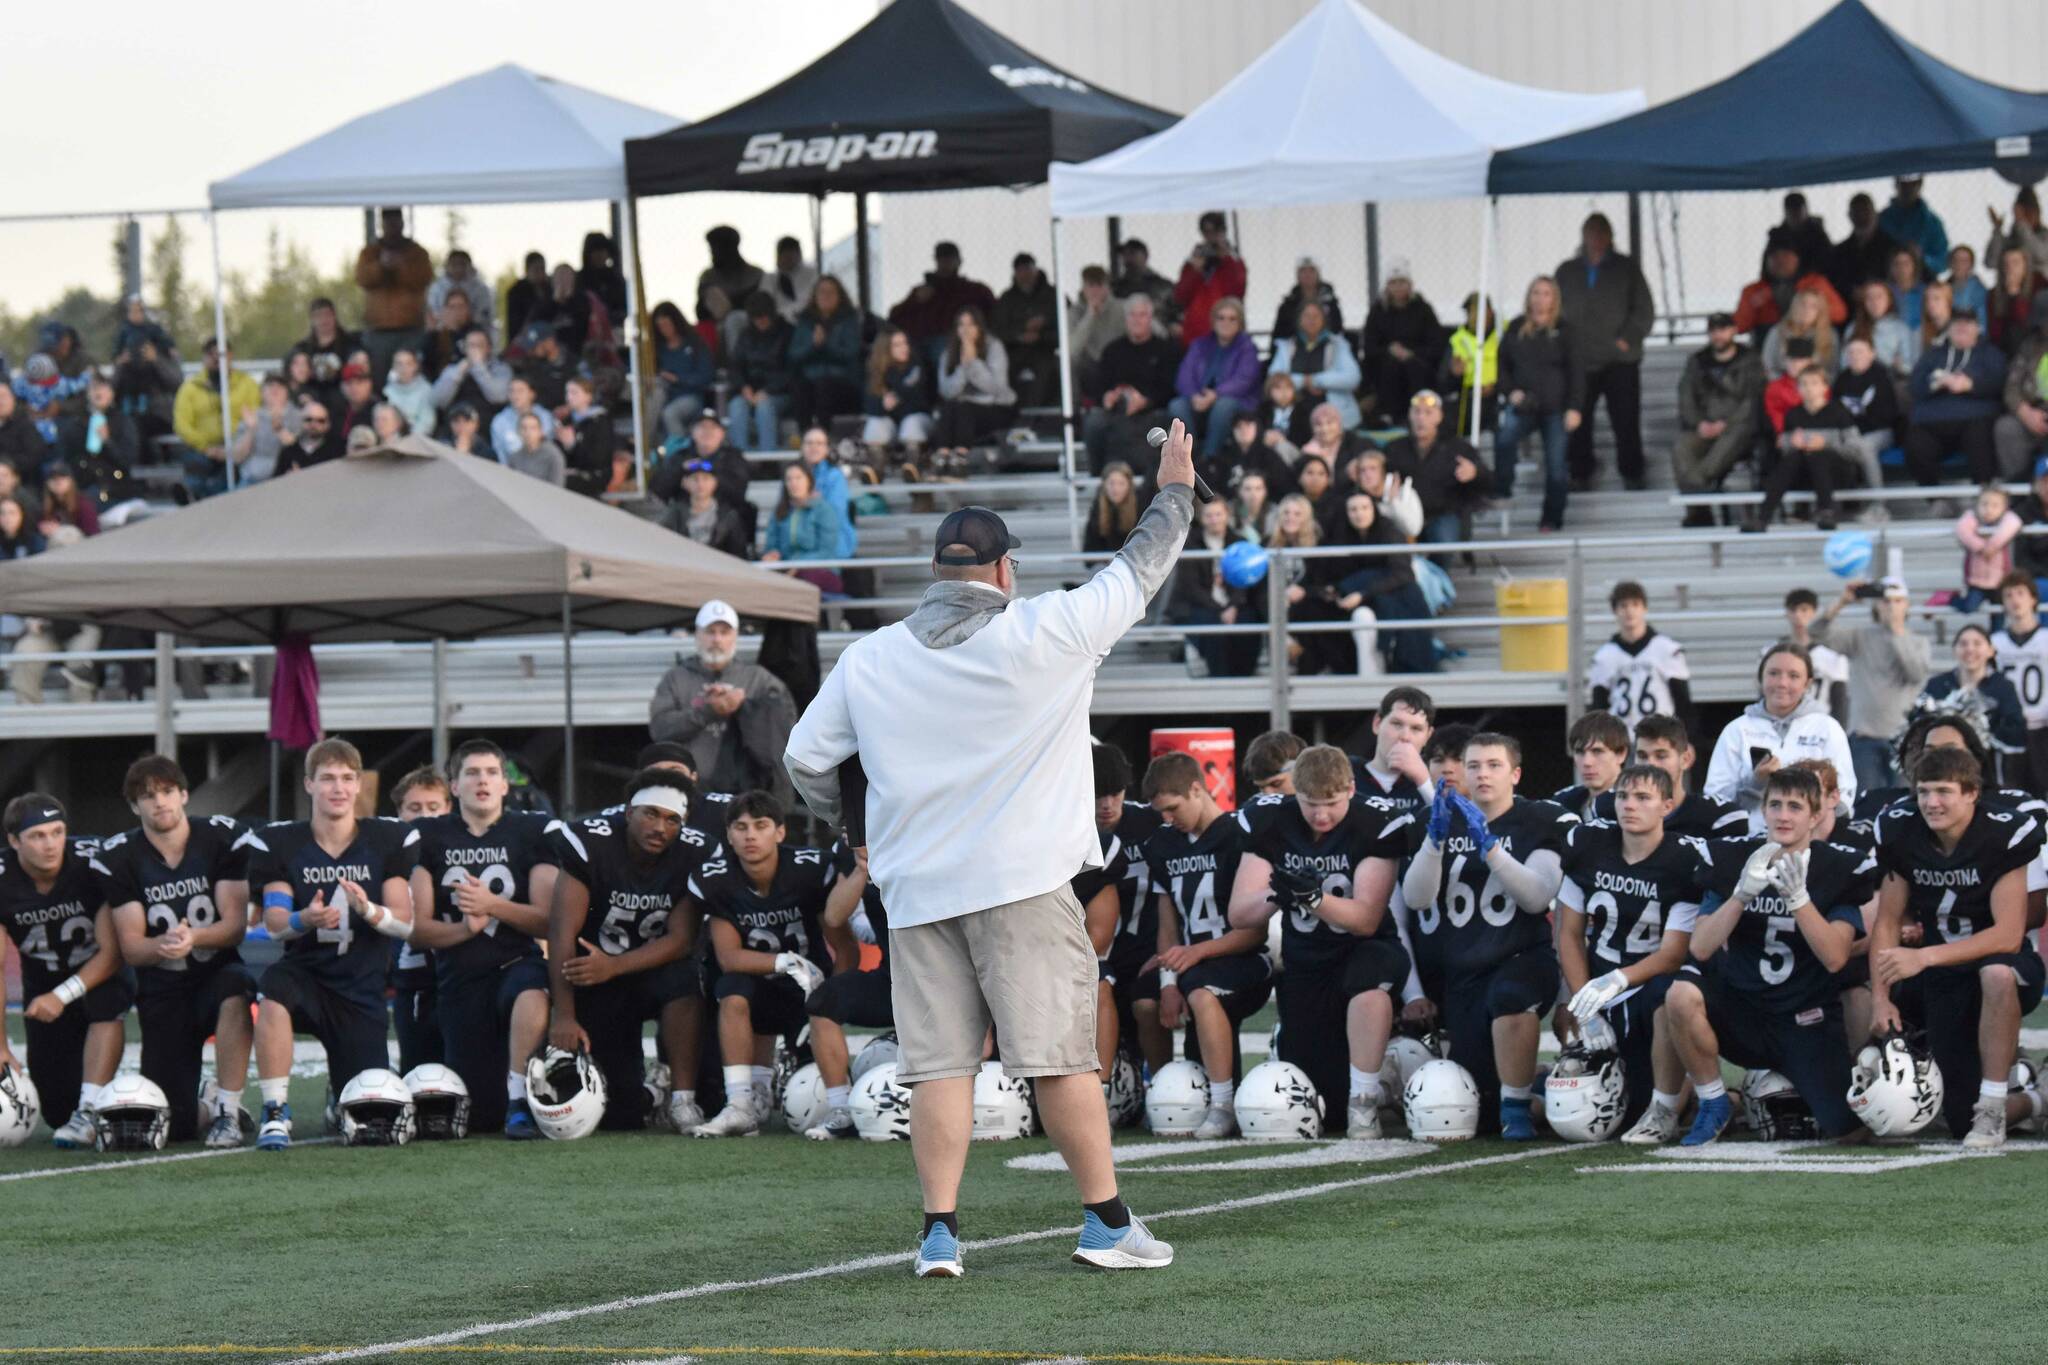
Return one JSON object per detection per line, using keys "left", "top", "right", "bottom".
{"left": 933, "top": 506, "right": 1021, "bottom": 566}
{"left": 1707, "top": 311, "right": 1735, "bottom": 330}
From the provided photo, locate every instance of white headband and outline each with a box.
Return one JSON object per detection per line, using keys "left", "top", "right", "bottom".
{"left": 631, "top": 786, "right": 690, "bottom": 820}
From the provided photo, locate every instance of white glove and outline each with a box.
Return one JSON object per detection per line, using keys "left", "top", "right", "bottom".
{"left": 1577, "top": 1011, "right": 1618, "bottom": 1053}
{"left": 1770, "top": 849, "right": 1810, "bottom": 908}
{"left": 774, "top": 952, "right": 825, "bottom": 996}
{"left": 1735, "top": 843, "right": 1780, "bottom": 900}
{"left": 1569, "top": 969, "right": 1628, "bottom": 1023}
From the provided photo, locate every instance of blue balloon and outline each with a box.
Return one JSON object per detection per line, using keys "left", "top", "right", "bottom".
{"left": 1822, "top": 529, "right": 1874, "bottom": 580}
{"left": 1221, "top": 540, "right": 1269, "bottom": 589}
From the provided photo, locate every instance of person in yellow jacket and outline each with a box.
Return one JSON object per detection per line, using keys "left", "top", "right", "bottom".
{"left": 172, "top": 337, "right": 260, "bottom": 499}
{"left": 1444, "top": 293, "right": 1499, "bottom": 438}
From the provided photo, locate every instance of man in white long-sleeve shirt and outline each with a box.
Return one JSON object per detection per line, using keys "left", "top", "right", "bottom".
{"left": 785, "top": 421, "right": 1199, "bottom": 1280}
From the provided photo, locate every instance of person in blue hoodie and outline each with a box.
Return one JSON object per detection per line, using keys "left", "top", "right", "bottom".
{"left": 1903, "top": 310, "right": 2007, "bottom": 487}
{"left": 761, "top": 460, "right": 854, "bottom": 598}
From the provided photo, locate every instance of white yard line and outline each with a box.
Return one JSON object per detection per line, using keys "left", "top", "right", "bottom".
{"left": 0, "top": 1136, "right": 336, "bottom": 1183}
{"left": 271, "top": 1146, "right": 1574, "bottom": 1365}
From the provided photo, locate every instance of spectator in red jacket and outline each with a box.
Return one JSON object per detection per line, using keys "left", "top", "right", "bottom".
{"left": 1735, "top": 231, "right": 1848, "bottom": 341}
{"left": 1171, "top": 212, "right": 1246, "bottom": 345}
{"left": 887, "top": 241, "right": 997, "bottom": 359}
{"left": 1763, "top": 336, "right": 1818, "bottom": 435}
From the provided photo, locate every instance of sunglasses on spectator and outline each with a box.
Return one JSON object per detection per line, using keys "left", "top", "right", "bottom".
{"left": 684, "top": 460, "right": 716, "bottom": 474}
{"left": 303, "top": 416, "right": 330, "bottom": 425}
{"left": 1411, "top": 394, "right": 1442, "bottom": 410}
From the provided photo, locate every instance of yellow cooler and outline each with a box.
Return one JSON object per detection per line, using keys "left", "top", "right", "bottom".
{"left": 1496, "top": 578, "right": 1568, "bottom": 672}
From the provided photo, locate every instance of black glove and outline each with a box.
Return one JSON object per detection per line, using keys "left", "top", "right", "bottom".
{"left": 1269, "top": 865, "right": 1323, "bottom": 915}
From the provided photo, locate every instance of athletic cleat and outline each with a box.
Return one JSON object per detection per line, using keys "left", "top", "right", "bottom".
{"left": 1500, "top": 1097, "right": 1537, "bottom": 1141}
{"left": 691, "top": 1100, "right": 761, "bottom": 1138}
{"left": 668, "top": 1096, "right": 705, "bottom": 1133}
{"left": 1620, "top": 1102, "right": 1679, "bottom": 1146}
{"left": 51, "top": 1110, "right": 96, "bottom": 1150}
{"left": 804, "top": 1105, "right": 857, "bottom": 1141}
{"left": 1964, "top": 1095, "right": 2008, "bottom": 1150}
{"left": 1072, "top": 1211, "right": 1174, "bottom": 1270}
{"left": 1346, "top": 1097, "right": 1382, "bottom": 1139}
{"left": 1193, "top": 1103, "right": 1237, "bottom": 1140}
{"left": 203, "top": 1110, "right": 245, "bottom": 1149}
{"left": 1678, "top": 1094, "right": 1733, "bottom": 1147}
{"left": 913, "top": 1222, "right": 963, "bottom": 1278}
{"left": 256, "top": 1101, "right": 293, "bottom": 1152}
{"left": 504, "top": 1100, "right": 540, "bottom": 1141}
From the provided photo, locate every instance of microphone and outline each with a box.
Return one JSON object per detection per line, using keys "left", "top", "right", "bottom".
{"left": 1145, "top": 427, "right": 1220, "bottom": 503}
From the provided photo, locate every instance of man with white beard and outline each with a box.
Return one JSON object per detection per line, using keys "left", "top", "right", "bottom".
{"left": 649, "top": 601, "right": 799, "bottom": 804}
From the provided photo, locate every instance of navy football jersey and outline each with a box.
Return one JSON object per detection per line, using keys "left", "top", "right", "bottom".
{"left": 1106, "top": 802, "right": 1163, "bottom": 961}
{"left": 1556, "top": 821, "right": 1707, "bottom": 972}
{"left": 1408, "top": 797, "right": 1576, "bottom": 976}
{"left": 1072, "top": 833, "right": 1130, "bottom": 919}
{"left": 1237, "top": 792, "right": 1413, "bottom": 970}
{"left": 1855, "top": 782, "right": 2047, "bottom": 825}
{"left": 1550, "top": 784, "right": 1600, "bottom": 819}
{"left": 248, "top": 818, "right": 421, "bottom": 1004}
{"left": 1590, "top": 787, "right": 1747, "bottom": 840}
{"left": 414, "top": 811, "right": 558, "bottom": 980}
{"left": 1702, "top": 836, "right": 1875, "bottom": 1010}
{"left": 1875, "top": 803, "right": 2043, "bottom": 945}
{"left": 0, "top": 839, "right": 109, "bottom": 991}
{"left": 692, "top": 845, "right": 836, "bottom": 971}
{"left": 96, "top": 815, "right": 264, "bottom": 987}
{"left": 1143, "top": 813, "right": 1250, "bottom": 949}
{"left": 549, "top": 813, "right": 709, "bottom": 956}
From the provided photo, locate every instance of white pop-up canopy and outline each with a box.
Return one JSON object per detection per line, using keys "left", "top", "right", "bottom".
{"left": 1046, "top": 0, "right": 1644, "bottom": 216}
{"left": 209, "top": 63, "right": 679, "bottom": 208}
{"left": 204, "top": 65, "right": 681, "bottom": 492}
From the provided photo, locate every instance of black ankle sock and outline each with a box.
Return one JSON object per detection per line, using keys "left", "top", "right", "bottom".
{"left": 1085, "top": 1196, "right": 1130, "bottom": 1230}
{"left": 922, "top": 1210, "right": 957, "bottom": 1238}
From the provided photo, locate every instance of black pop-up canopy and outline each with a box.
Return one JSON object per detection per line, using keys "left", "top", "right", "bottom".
{"left": 623, "top": 0, "right": 1174, "bottom": 197}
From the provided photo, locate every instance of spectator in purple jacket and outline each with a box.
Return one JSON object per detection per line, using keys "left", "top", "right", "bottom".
{"left": 1167, "top": 297, "right": 1260, "bottom": 456}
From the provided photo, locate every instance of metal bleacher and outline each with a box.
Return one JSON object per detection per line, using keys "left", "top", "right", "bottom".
{"left": 0, "top": 338, "right": 1990, "bottom": 742}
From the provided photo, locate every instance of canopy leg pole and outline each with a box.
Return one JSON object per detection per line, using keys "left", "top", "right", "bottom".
{"left": 619, "top": 196, "right": 649, "bottom": 498}
{"left": 268, "top": 740, "right": 281, "bottom": 823}
{"left": 855, "top": 193, "right": 872, "bottom": 317}
{"left": 1050, "top": 215, "right": 1081, "bottom": 551}
{"left": 209, "top": 210, "right": 235, "bottom": 492}
{"left": 1364, "top": 203, "right": 1381, "bottom": 301}
{"left": 431, "top": 637, "right": 449, "bottom": 770}
{"left": 1471, "top": 197, "right": 1492, "bottom": 445}
{"left": 811, "top": 195, "right": 826, "bottom": 277}
{"left": 561, "top": 595, "right": 576, "bottom": 814}
{"left": 154, "top": 632, "right": 176, "bottom": 758}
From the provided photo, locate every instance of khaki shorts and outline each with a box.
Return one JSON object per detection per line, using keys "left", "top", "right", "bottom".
{"left": 889, "top": 885, "right": 1099, "bottom": 1084}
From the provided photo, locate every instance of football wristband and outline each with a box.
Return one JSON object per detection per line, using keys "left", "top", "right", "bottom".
{"left": 263, "top": 890, "right": 293, "bottom": 913}
{"left": 287, "top": 911, "right": 305, "bottom": 933}
{"left": 1159, "top": 968, "right": 1179, "bottom": 988}
{"left": 54, "top": 975, "right": 86, "bottom": 1006}
{"left": 367, "top": 905, "right": 413, "bottom": 941}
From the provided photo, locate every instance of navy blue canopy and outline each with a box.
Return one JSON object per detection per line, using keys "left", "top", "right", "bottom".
{"left": 1489, "top": 1, "right": 2048, "bottom": 194}
{"left": 625, "top": 0, "right": 1174, "bottom": 197}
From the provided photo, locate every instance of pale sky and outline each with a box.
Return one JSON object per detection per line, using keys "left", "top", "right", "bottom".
{"left": 4, "top": 0, "right": 888, "bottom": 337}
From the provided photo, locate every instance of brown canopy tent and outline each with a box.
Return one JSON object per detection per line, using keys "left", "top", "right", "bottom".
{"left": 0, "top": 436, "right": 818, "bottom": 807}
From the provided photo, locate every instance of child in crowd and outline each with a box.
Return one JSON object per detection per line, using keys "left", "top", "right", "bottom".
{"left": 1955, "top": 483, "right": 2022, "bottom": 613}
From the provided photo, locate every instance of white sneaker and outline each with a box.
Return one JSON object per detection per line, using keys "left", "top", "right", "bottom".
{"left": 1072, "top": 1212, "right": 1174, "bottom": 1270}
{"left": 52, "top": 1110, "right": 96, "bottom": 1150}
{"left": 1346, "top": 1097, "right": 1382, "bottom": 1139}
{"left": 1193, "top": 1103, "right": 1237, "bottom": 1140}
{"left": 691, "top": 1099, "right": 761, "bottom": 1138}
{"left": 1620, "top": 1102, "right": 1679, "bottom": 1146}
{"left": 804, "top": 1105, "right": 857, "bottom": 1141}
{"left": 203, "top": 1110, "right": 245, "bottom": 1149}
{"left": 667, "top": 1096, "right": 705, "bottom": 1133}
{"left": 1964, "top": 1096, "right": 2008, "bottom": 1150}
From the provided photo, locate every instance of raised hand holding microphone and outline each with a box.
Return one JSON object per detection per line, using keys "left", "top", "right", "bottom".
{"left": 1146, "top": 423, "right": 1217, "bottom": 502}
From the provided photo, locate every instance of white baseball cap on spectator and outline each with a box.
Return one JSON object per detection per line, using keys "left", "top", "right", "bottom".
{"left": 1881, "top": 577, "right": 1909, "bottom": 600}
{"left": 695, "top": 600, "right": 740, "bottom": 632}
{"left": 1386, "top": 257, "right": 1413, "bottom": 282}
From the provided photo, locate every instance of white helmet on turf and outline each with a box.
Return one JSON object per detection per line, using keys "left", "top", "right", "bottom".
{"left": 1544, "top": 1042, "right": 1627, "bottom": 1143}
{"left": 850, "top": 1032, "right": 900, "bottom": 1086}
{"left": 851, "top": 1062, "right": 912, "bottom": 1141}
{"left": 1847, "top": 1034, "right": 1943, "bottom": 1136}
{"left": 1236, "top": 1060, "right": 1324, "bottom": 1141}
{"left": 1144, "top": 1059, "right": 1209, "bottom": 1136}
{"left": 338, "top": 1069, "right": 415, "bottom": 1147}
{"left": 2011, "top": 1056, "right": 2041, "bottom": 1135}
{"left": 93, "top": 1075, "right": 172, "bottom": 1152}
{"left": 1403, "top": 1059, "right": 1480, "bottom": 1141}
{"left": 0, "top": 1063, "right": 40, "bottom": 1148}
{"left": 641, "top": 1062, "right": 674, "bottom": 1131}
{"left": 526, "top": 1047, "right": 607, "bottom": 1140}
{"left": 401, "top": 1064, "right": 472, "bottom": 1140}
{"left": 971, "top": 1062, "right": 1035, "bottom": 1140}
{"left": 1380, "top": 1032, "right": 1447, "bottom": 1099}
{"left": 1105, "top": 1051, "right": 1144, "bottom": 1129}
{"left": 780, "top": 1061, "right": 829, "bottom": 1134}
{"left": 1743, "top": 1069, "right": 1819, "bottom": 1140}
